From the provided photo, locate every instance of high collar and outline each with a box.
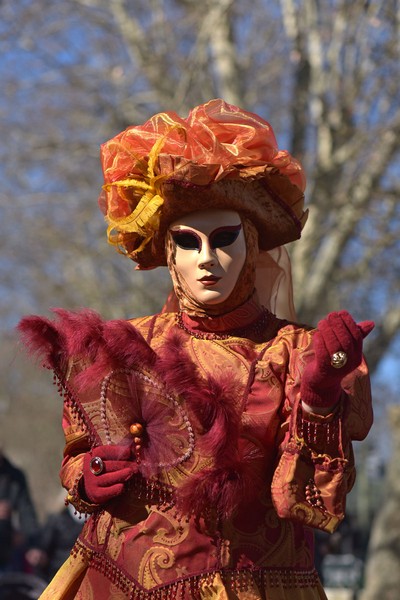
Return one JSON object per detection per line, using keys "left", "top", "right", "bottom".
{"left": 180, "top": 296, "right": 265, "bottom": 335}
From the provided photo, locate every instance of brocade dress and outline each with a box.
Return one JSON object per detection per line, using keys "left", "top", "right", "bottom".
{"left": 21, "top": 298, "right": 372, "bottom": 600}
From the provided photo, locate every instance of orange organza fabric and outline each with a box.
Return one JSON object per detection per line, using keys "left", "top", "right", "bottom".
{"left": 100, "top": 98, "right": 306, "bottom": 223}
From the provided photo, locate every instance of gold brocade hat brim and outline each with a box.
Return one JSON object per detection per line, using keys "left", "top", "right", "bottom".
{"left": 116, "top": 160, "right": 308, "bottom": 269}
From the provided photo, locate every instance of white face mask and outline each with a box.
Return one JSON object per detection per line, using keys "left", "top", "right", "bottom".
{"left": 169, "top": 209, "right": 246, "bottom": 307}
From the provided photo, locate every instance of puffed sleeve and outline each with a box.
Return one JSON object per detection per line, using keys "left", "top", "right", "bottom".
{"left": 271, "top": 326, "right": 373, "bottom": 533}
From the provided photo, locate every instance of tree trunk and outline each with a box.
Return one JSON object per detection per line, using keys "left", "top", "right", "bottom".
{"left": 360, "top": 406, "right": 400, "bottom": 600}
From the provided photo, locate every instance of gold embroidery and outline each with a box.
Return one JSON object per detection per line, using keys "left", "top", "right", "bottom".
{"left": 151, "top": 508, "right": 190, "bottom": 546}
{"left": 255, "top": 359, "right": 273, "bottom": 381}
{"left": 138, "top": 546, "right": 175, "bottom": 589}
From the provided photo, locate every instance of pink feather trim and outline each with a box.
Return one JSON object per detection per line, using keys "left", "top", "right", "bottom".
{"left": 156, "top": 329, "right": 262, "bottom": 518}
{"left": 18, "top": 310, "right": 261, "bottom": 519}
{"left": 176, "top": 449, "right": 264, "bottom": 520}
{"left": 157, "top": 330, "right": 242, "bottom": 458}
{"left": 18, "top": 309, "right": 156, "bottom": 391}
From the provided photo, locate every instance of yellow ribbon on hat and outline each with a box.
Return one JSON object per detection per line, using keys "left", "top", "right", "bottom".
{"left": 103, "top": 126, "right": 183, "bottom": 254}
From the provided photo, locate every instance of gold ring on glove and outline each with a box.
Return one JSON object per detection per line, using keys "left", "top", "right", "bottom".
{"left": 90, "top": 456, "right": 104, "bottom": 476}
{"left": 330, "top": 351, "right": 348, "bottom": 369}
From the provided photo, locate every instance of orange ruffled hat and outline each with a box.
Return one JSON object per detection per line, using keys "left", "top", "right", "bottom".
{"left": 99, "top": 99, "right": 308, "bottom": 269}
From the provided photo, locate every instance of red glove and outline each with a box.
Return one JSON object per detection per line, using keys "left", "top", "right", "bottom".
{"left": 82, "top": 444, "right": 139, "bottom": 504}
{"left": 301, "top": 311, "right": 374, "bottom": 408}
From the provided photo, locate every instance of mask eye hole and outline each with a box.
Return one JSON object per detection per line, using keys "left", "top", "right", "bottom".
{"left": 210, "top": 225, "right": 241, "bottom": 249}
{"left": 171, "top": 230, "right": 201, "bottom": 251}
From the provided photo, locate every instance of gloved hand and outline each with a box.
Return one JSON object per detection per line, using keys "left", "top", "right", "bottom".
{"left": 301, "top": 311, "right": 374, "bottom": 408}
{"left": 81, "top": 443, "right": 139, "bottom": 504}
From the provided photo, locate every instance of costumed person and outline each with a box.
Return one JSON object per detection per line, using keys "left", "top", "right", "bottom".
{"left": 18, "top": 99, "right": 374, "bottom": 600}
